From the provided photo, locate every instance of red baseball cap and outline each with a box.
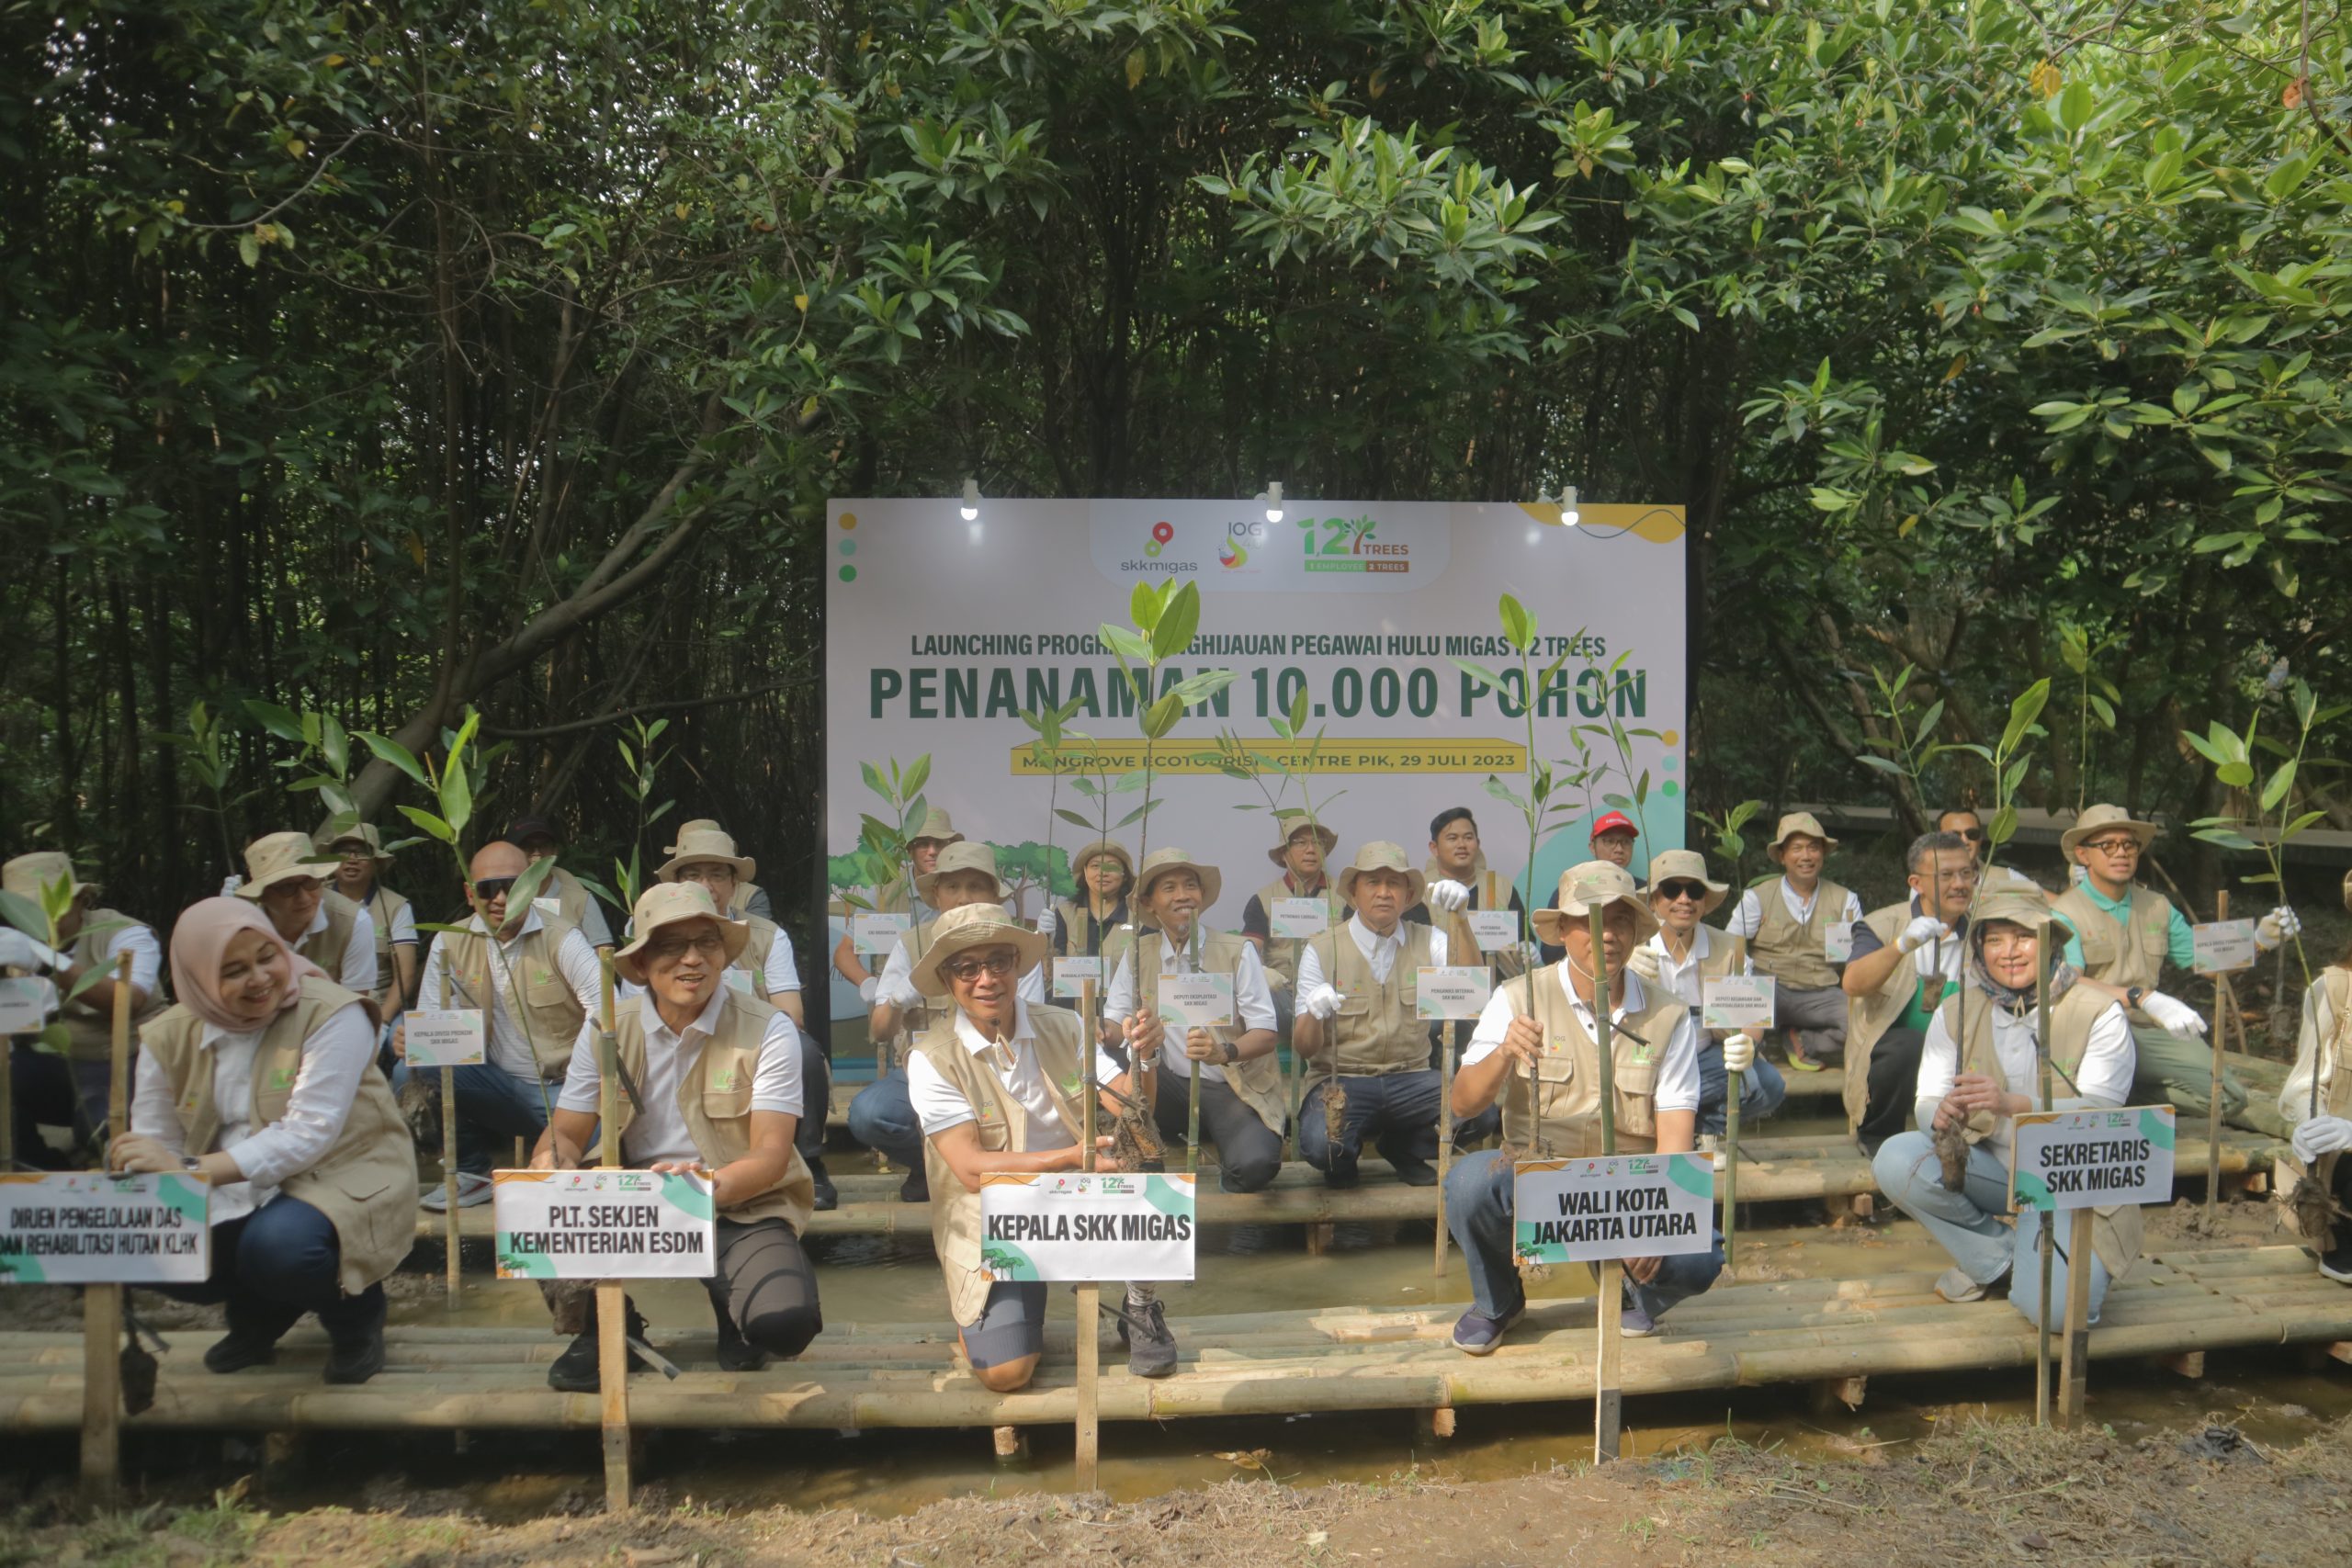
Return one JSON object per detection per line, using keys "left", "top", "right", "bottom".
{"left": 1589, "top": 811, "right": 1638, "bottom": 841}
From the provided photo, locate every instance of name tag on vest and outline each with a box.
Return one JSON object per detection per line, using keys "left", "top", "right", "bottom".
{"left": 1271, "top": 898, "right": 1330, "bottom": 939}
{"left": 1823, "top": 924, "right": 1854, "bottom": 963}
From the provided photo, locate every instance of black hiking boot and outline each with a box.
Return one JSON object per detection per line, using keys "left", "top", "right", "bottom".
{"left": 322, "top": 1286, "right": 388, "bottom": 1384}
{"left": 809, "top": 1156, "right": 839, "bottom": 1213}
{"left": 547, "top": 1301, "right": 652, "bottom": 1393}
{"left": 203, "top": 1297, "right": 301, "bottom": 1374}
{"left": 1110, "top": 1295, "right": 1178, "bottom": 1379}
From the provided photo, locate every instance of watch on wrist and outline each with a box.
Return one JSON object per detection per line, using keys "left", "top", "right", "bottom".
{"left": 180, "top": 1155, "right": 203, "bottom": 1173}
{"left": 2126, "top": 986, "right": 2146, "bottom": 1010}
{"left": 1221, "top": 1039, "right": 1239, "bottom": 1065}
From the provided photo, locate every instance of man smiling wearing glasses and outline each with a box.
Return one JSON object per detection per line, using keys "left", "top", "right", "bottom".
{"left": 1632, "top": 850, "right": 1785, "bottom": 1168}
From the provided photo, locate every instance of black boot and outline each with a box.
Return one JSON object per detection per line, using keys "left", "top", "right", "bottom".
{"left": 203, "top": 1295, "right": 302, "bottom": 1374}
{"left": 898, "top": 1163, "right": 930, "bottom": 1203}
{"left": 322, "top": 1285, "right": 388, "bottom": 1384}
{"left": 1114, "top": 1295, "right": 1178, "bottom": 1379}
{"left": 547, "top": 1300, "right": 651, "bottom": 1393}
{"left": 713, "top": 1296, "right": 769, "bottom": 1372}
{"left": 809, "top": 1156, "right": 839, "bottom": 1213}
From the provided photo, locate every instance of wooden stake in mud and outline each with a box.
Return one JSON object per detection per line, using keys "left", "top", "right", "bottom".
{"left": 2033, "top": 945, "right": 2055, "bottom": 1429}
{"left": 2205, "top": 890, "right": 2231, "bottom": 1231}
{"left": 441, "top": 1059, "right": 461, "bottom": 1303}
{"left": 594, "top": 950, "right": 630, "bottom": 1512}
{"left": 1589, "top": 901, "right": 1623, "bottom": 1463}
{"left": 79, "top": 953, "right": 135, "bottom": 1504}
{"left": 1433, "top": 1016, "right": 1459, "bottom": 1277}
{"left": 1723, "top": 1036, "right": 1743, "bottom": 1269}
{"left": 1074, "top": 977, "right": 1101, "bottom": 1492}
{"left": 2059, "top": 1205, "right": 2094, "bottom": 1426}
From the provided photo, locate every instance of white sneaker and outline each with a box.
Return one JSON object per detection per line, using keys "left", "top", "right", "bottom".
{"left": 422, "top": 1171, "right": 494, "bottom": 1212}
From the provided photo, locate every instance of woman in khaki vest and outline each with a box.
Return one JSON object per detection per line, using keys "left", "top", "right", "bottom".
{"left": 1444, "top": 861, "right": 1714, "bottom": 1353}
{"left": 531, "top": 882, "right": 821, "bottom": 1392}
{"left": 1870, "top": 874, "right": 2139, "bottom": 1319}
{"left": 1042, "top": 839, "right": 1135, "bottom": 967}
{"left": 111, "top": 898, "right": 407, "bottom": 1384}
{"left": 2279, "top": 870, "right": 2352, "bottom": 1284}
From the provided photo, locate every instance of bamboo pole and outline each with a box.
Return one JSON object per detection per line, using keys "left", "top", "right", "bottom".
{"left": 1724, "top": 1043, "right": 1742, "bottom": 1268}
{"left": 2206, "top": 890, "right": 2230, "bottom": 1230}
{"left": 594, "top": 949, "right": 629, "bottom": 1513}
{"left": 1074, "top": 977, "right": 1100, "bottom": 1492}
{"left": 441, "top": 1063, "right": 460, "bottom": 1303}
{"left": 2060, "top": 1206, "right": 2094, "bottom": 1426}
{"left": 1589, "top": 901, "right": 1623, "bottom": 1462}
{"left": 1433, "top": 1018, "right": 1457, "bottom": 1277}
{"left": 79, "top": 952, "right": 135, "bottom": 1504}
{"left": 2033, "top": 945, "right": 2054, "bottom": 1429}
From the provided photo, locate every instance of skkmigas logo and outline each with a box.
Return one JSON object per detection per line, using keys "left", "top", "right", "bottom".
{"left": 1121, "top": 519, "right": 1195, "bottom": 575}
{"left": 1297, "top": 513, "right": 1409, "bottom": 573}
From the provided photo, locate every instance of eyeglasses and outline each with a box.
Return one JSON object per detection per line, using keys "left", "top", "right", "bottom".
{"left": 2082, "top": 838, "right": 2142, "bottom": 856}
{"left": 647, "top": 931, "right": 729, "bottom": 962}
{"left": 1655, "top": 880, "right": 1708, "bottom": 903}
{"left": 1955, "top": 828, "right": 1986, "bottom": 843}
{"left": 472, "top": 877, "right": 518, "bottom": 899}
{"left": 944, "top": 953, "right": 1019, "bottom": 983}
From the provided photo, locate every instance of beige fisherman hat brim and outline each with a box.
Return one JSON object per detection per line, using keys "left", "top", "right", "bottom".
{"left": 1334, "top": 842, "right": 1427, "bottom": 909}
{"left": 908, "top": 904, "right": 1049, "bottom": 998}
{"left": 915, "top": 840, "right": 1014, "bottom": 904}
{"left": 1645, "top": 848, "right": 1729, "bottom": 917}
{"left": 1767, "top": 811, "right": 1839, "bottom": 855}
{"left": 612, "top": 882, "right": 751, "bottom": 986}
{"left": 2, "top": 851, "right": 91, "bottom": 906}
{"left": 1266, "top": 819, "right": 1340, "bottom": 866}
{"left": 318, "top": 822, "right": 395, "bottom": 865}
{"left": 1531, "top": 859, "right": 1660, "bottom": 946}
{"left": 238, "top": 830, "right": 340, "bottom": 897}
{"left": 656, "top": 823, "right": 757, "bottom": 884}
{"left": 908, "top": 807, "right": 966, "bottom": 849}
{"left": 1969, "top": 866, "right": 2059, "bottom": 932}
{"left": 1070, "top": 839, "right": 1136, "bottom": 885}
{"left": 2059, "top": 804, "right": 2161, "bottom": 859}
{"left": 1133, "top": 847, "right": 1223, "bottom": 911}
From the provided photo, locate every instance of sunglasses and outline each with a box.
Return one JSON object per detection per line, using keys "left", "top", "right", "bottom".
{"left": 472, "top": 876, "right": 518, "bottom": 899}
{"left": 2082, "top": 838, "right": 2142, "bottom": 856}
{"left": 1655, "top": 880, "right": 1709, "bottom": 903}
{"left": 944, "top": 953, "right": 1020, "bottom": 983}
{"left": 1956, "top": 828, "right": 1986, "bottom": 843}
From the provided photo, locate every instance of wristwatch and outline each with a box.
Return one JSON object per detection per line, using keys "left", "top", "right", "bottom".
{"left": 1220, "top": 1040, "right": 1239, "bottom": 1065}
{"left": 2125, "top": 986, "right": 2147, "bottom": 1010}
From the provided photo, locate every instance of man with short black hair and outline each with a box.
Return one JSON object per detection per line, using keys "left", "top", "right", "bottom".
{"left": 1936, "top": 808, "right": 1986, "bottom": 864}
{"left": 1410, "top": 807, "right": 1528, "bottom": 984}
{"left": 506, "top": 815, "right": 615, "bottom": 948}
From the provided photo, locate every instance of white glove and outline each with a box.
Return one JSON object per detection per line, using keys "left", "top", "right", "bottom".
{"left": 1427, "top": 878, "right": 1470, "bottom": 912}
{"left": 857, "top": 976, "right": 879, "bottom": 1004}
{"left": 878, "top": 974, "right": 922, "bottom": 1010}
{"left": 2291, "top": 1115, "right": 2352, "bottom": 1163}
{"left": 2256, "top": 906, "right": 2301, "bottom": 952}
{"left": 219, "top": 874, "right": 244, "bottom": 897}
{"left": 2141, "top": 990, "right": 2208, "bottom": 1039}
{"left": 1721, "top": 1033, "right": 1755, "bottom": 1072}
{"left": 1036, "top": 908, "right": 1058, "bottom": 942}
{"left": 0, "top": 930, "right": 62, "bottom": 972}
{"left": 1897, "top": 914, "right": 1949, "bottom": 954}
{"left": 1625, "top": 943, "right": 1662, "bottom": 984}
{"left": 1300, "top": 984, "right": 1343, "bottom": 1021}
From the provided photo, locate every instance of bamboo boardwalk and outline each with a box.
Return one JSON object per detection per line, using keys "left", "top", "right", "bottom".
{"left": 3, "top": 1247, "right": 2343, "bottom": 1434}
{"left": 414, "top": 1122, "right": 2286, "bottom": 1242}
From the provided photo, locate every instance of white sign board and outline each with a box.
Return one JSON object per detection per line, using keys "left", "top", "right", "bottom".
{"left": 2191, "top": 919, "right": 2258, "bottom": 976}
{"left": 1512, "top": 1154, "right": 1715, "bottom": 1266}
{"left": 823, "top": 498, "right": 1689, "bottom": 1054}
{"left": 1701, "top": 975, "right": 1777, "bottom": 1032}
{"left": 1051, "top": 955, "right": 1102, "bottom": 999}
{"left": 0, "top": 977, "right": 50, "bottom": 1033}
{"left": 0, "top": 1172, "right": 212, "bottom": 1284}
{"left": 403, "top": 1007, "right": 486, "bottom": 1067}
{"left": 1823, "top": 923, "right": 1854, "bottom": 964}
{"left": 1465, "top": 909, "right": 1521, "bottom": 954}
{"left": 2009, "top": 1106, "right": 2177, "bottom": 1212}
{"left": 1158, "top": 975, "right": 1234, "bottom": 1032}
{"left": 1271, "top": 897, "right": 1332, "bottom": 939}
{"left": 979, "top": 1172, "right": 1195, "bottom": 1282}
{"left": 1416, "top": 965, "right": 1493, "bottom": 1021}
{"left": 492, "top": 1169, "right": 717, "bottom": 1280}
{"left": 850, "top": 911, "right": 910, "bottom": 956}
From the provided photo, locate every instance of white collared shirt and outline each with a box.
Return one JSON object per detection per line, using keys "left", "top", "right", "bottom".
{"left": 556, "top": 987, "right": 803, "bottom": 1168}
{"left": 1102, "top": 930, "right": 1279, "bottom": 1085}
{"left": 130, "top": 998, "right": 378, "bottom": 1225}
{"left": 1461, "top": 966, "right": 1701, "bottom": 1113}
{"left": 1293, "top": 915, "right": 1449, "bottom": 996}
{"left": 304, "top": 900, "right": 379, "bottom": 997}
{"left": 1912, "top": 992, "right": 2134, "bottom": 1157}
{"left": 1724, "top": 878, "right": 1863, "bottom": 942}
{"left": 906, "top": 998, "right": 1125, "bottom": 1147}
{"left": 1638, "top": 924, "right": 1753, "bottom": 1009}
{"left": 420, "top": 910, "right": 604, "bottom": 1079}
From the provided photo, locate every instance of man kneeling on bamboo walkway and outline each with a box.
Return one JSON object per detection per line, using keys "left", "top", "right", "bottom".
{"left": 1725, "top": 813, "right": 1860, "bottom": 1072}
{"left": 1630, "top": 849, "right": 1784, "bottom": 1169}
{"left": 528, "top": 883, "right": 822, "bottom": 1392}
{"left": 1295, "top": 842, "right": 1448, "bottom": 1189}
{"left": 909, "top": 904, "right": 1180, "bottom": 1385}
{"left": 2279, "top": 870, "right": 2352, "bottom": 1285}
{"left": 1871, "top": 872, "right": 2140, "bottom": 1320}
{"left": 1102, "top": 848, "right": 1284, "bottom": 1192}
{"left": 1840, "top": 830, "right": 1978, "bottom": 1158}
{"left": 1445, "top": 862, "right": 1718, "bottom": 1353}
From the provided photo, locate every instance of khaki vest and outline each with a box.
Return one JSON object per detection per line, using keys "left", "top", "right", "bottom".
{"left": 1053, "top": 896, "right": 1131, "bottom": 960}
{"left": 738, "top": 916, "right": 786, "bottom": 998}
{"left": 1420, "top": 861, "right": 1529, "bottom": 981}
{"left": 545, "top": 868, "right": 599, "bottom": 936}
{"left": 141, "top": 976, "right": 413, "bottom": 1295}
{"left": 62, "top": 910, "right": 169, "bottom": 1064}
{"left": 913, "top": 1007, "right": 1088, "bottom": 1325}
{"left": 1843, "top": 901, "right": 1939, "bottom": 1129}
{"left": 887, "top": 918, "right": 952, "bottom": 1036}
{"left": 299, "top": 890, "right": 364, "bottom": 985}
{"left": 1936, "top": 984, "right": 2143, "bottom": 1280}
{"left": 1302, "top": 922, "right": 1434, "bottom": 1076}
{"left": 608, "top": 989, "right": 814, "bottom": 1233}
{"left": 1496, "top": 969, "right": 1687, "bottom": 1156}
{"left": 729, "top": 881, "right": 763, "bottom": 919}
{"left": 1104, "top": 927, "right": 1285, "bottom": 1136}
{"left": 1253, "top": 874, "right": 1348, "bottom": 993}
{"left": 1748, "top": 877, "right": 1852, "bottom": 990}
{"left": 352, "top": 885, "right": 411, "bottom": 1010}
{"left": 2051, "top": 885, "right": 2173, "bottom": 1022}
{"left": 2303, "top": 969, "right": 2352, "bottom": 1200}
{"left": 437, "top": 918, "right": 585, "bottom": 1077}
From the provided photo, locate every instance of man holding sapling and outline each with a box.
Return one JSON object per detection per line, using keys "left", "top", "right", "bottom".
{"left": 1100, "top": 848, "right": 1284, "bottom": 1192}
{"left": 505, "top": 814, "right": 614, "bottom": 948}
{"left": 236, "top": 831, "right": 379, "bottom": 998}
{"left": 849, "top": 840, "right": 1043, "bottom": 1200}
{"left": 1410, "top": 807, "right": 1529, "bottom": 984}
{"left": 2048, "top": 805, "right": 2292, "bottom": 1122}
{"left": 1630, "top": 849, "right": 1783, "bottom": 1168}
{"left": 831, "top": 806, "right": 962, "bottom": 995}
{"left": 1241, "top": 819, "right": 1348, "bottom": 1035}
{"left": 392, "top": 840, "right": 600, "bottom": 1211}
{"left": 908, "top": 903, "right": 1180, "bottom": 1384}
{"left": 1724, "top": 813, "right": 1860, "bottom": 1072}
{"left": 1444, "top": 861, "right": 1717, "bottom": 1352}
{"left": 1294, "top": 842, "right": 1447, "bottom": 1188}
{"left": 1840, "top": 830, "right": 1979, "bottom": 1157}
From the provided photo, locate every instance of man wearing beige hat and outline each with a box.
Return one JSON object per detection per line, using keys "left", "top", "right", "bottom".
{"left": 505, "top": 815, "right": 615, "bottom": 948}
{"left": 1100, "top": 848, "right": 1284, "bottom": 1191}
{"left": 2050, "top": 804, "right": 2288, "bottom": 1120}
{"left": 1839, "top": 830, "right": 1978, "bottom": 1156}
{"left": 322, "top": 824, "right": 417, "bottom": 1015}
{"left": 905, "top": 902, "right": 1177, "bottom": 1383}
{"left": 1241, "top": 818, "right": 1348, "bottom": 1034}
{"left": 393, "top": 840, "right": 602, "bottom": 1210}
{"left": 664, "top": 818, "right": 772, "bottom": 919}
{"left": 1294, "top": 841, "right": 1447, "bottom": 1188}
{"left": 1724, "top": 812, "right": 1860, "bottom": 1071}
{"left": 237, "top": 831, "right": 379, "bottom": 998}
{"left": 532, "top": 881, "right": 822, "bottom": 1391}
{"left": 1632, "top": 849, "right": 1784, "bottom": 1164}
{"left": 3, "top": 851, "right": 166, "bottom": 1162}
{"left": 1445, "top": 861, "right": 1713, "bottom": 1351}
{"left": 831, "top": 806, "right": 964, "bottom": 994}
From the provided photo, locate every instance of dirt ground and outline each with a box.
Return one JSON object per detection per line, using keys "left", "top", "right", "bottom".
{"left": 3, "top": 1414, "right": 2346, "bottom": 1568}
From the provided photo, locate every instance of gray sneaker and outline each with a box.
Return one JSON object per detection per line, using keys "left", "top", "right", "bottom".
{"left": 1935, "top": 1266, "right": 1991, "bottom": 1303}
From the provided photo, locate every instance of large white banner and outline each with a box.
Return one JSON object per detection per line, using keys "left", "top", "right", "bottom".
{"left": 824, "top": 498, "right": 1687, "bottom": 1049}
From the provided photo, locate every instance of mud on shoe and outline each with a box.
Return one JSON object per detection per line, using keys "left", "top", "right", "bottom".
{"left": 546, "top": 1303, "right": 653, "bottom": 1393}
{"left": 1118, "top": 1296, "right": 1178, "bottom": 1379}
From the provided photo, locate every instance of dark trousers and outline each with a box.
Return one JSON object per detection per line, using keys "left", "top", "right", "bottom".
{"left": 390, "top": 1060, "right": 553, "bottom": 1178}
{"left": 1144, "top": 1067, "right": 1284, "bottom": 1192}
{"left": 1859, "top": 1027, "right": 1928, "bottom": 1154}
{"left": 706, "top": 1216, "right": 824, "bottom": 1358}
{"left": 1299, "top": 1069, "right": 1442, "bottom": 1174}
{"left": 797, "top": 1042, "right": 831, "bottom": 1168}
{"left": 10, "top": 1045, "right": 111, "bottom": 1166}
{"left": 155, "top": 1195, "right": 381, "bottom": 1340}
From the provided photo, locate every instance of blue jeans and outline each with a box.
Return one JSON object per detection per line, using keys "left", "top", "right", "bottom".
{"left": 1444, "top": 1147, "right": 1725, "bottom": 1322}
{"left": 390, "top": 1060, "right": 556, "bottom": 1177}
{"left": 1299, "top": 1069, "right": 1442, "bottom": 1172}
{"left": 848, "top": 1066, "right": 922, "bottom": 1168}
{"left": 1872, "top": 1133, "right": 2111, "bottom": 1328}
{"left": 1696, "top": 1032, "right": 1786, "bottom": 1138}
{"left": 155, "top": 1195, "right": 379, "bottom": 1337}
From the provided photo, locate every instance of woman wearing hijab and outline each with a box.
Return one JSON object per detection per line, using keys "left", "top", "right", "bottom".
{"left": 110, "top": 897, "right": 412, "bottom": 1383}
{"left": 1870, "top": 870, "right": 2140, "bottom": 1325}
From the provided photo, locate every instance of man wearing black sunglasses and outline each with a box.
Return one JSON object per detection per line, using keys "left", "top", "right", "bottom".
{"left": 1936, "top": 808, "right": 1987, "bottom": 863}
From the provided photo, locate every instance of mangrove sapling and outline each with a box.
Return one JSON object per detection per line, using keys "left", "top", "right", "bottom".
{"left": 156, "top": 699, "right": 255, "bottom": 885}
{"left": 842, "top": 752, "right": 933, "bottom": 1089}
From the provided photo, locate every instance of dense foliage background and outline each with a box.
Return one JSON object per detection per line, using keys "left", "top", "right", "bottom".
{"left": 6, "top": 0, "right": 2346, "bottom": 959}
